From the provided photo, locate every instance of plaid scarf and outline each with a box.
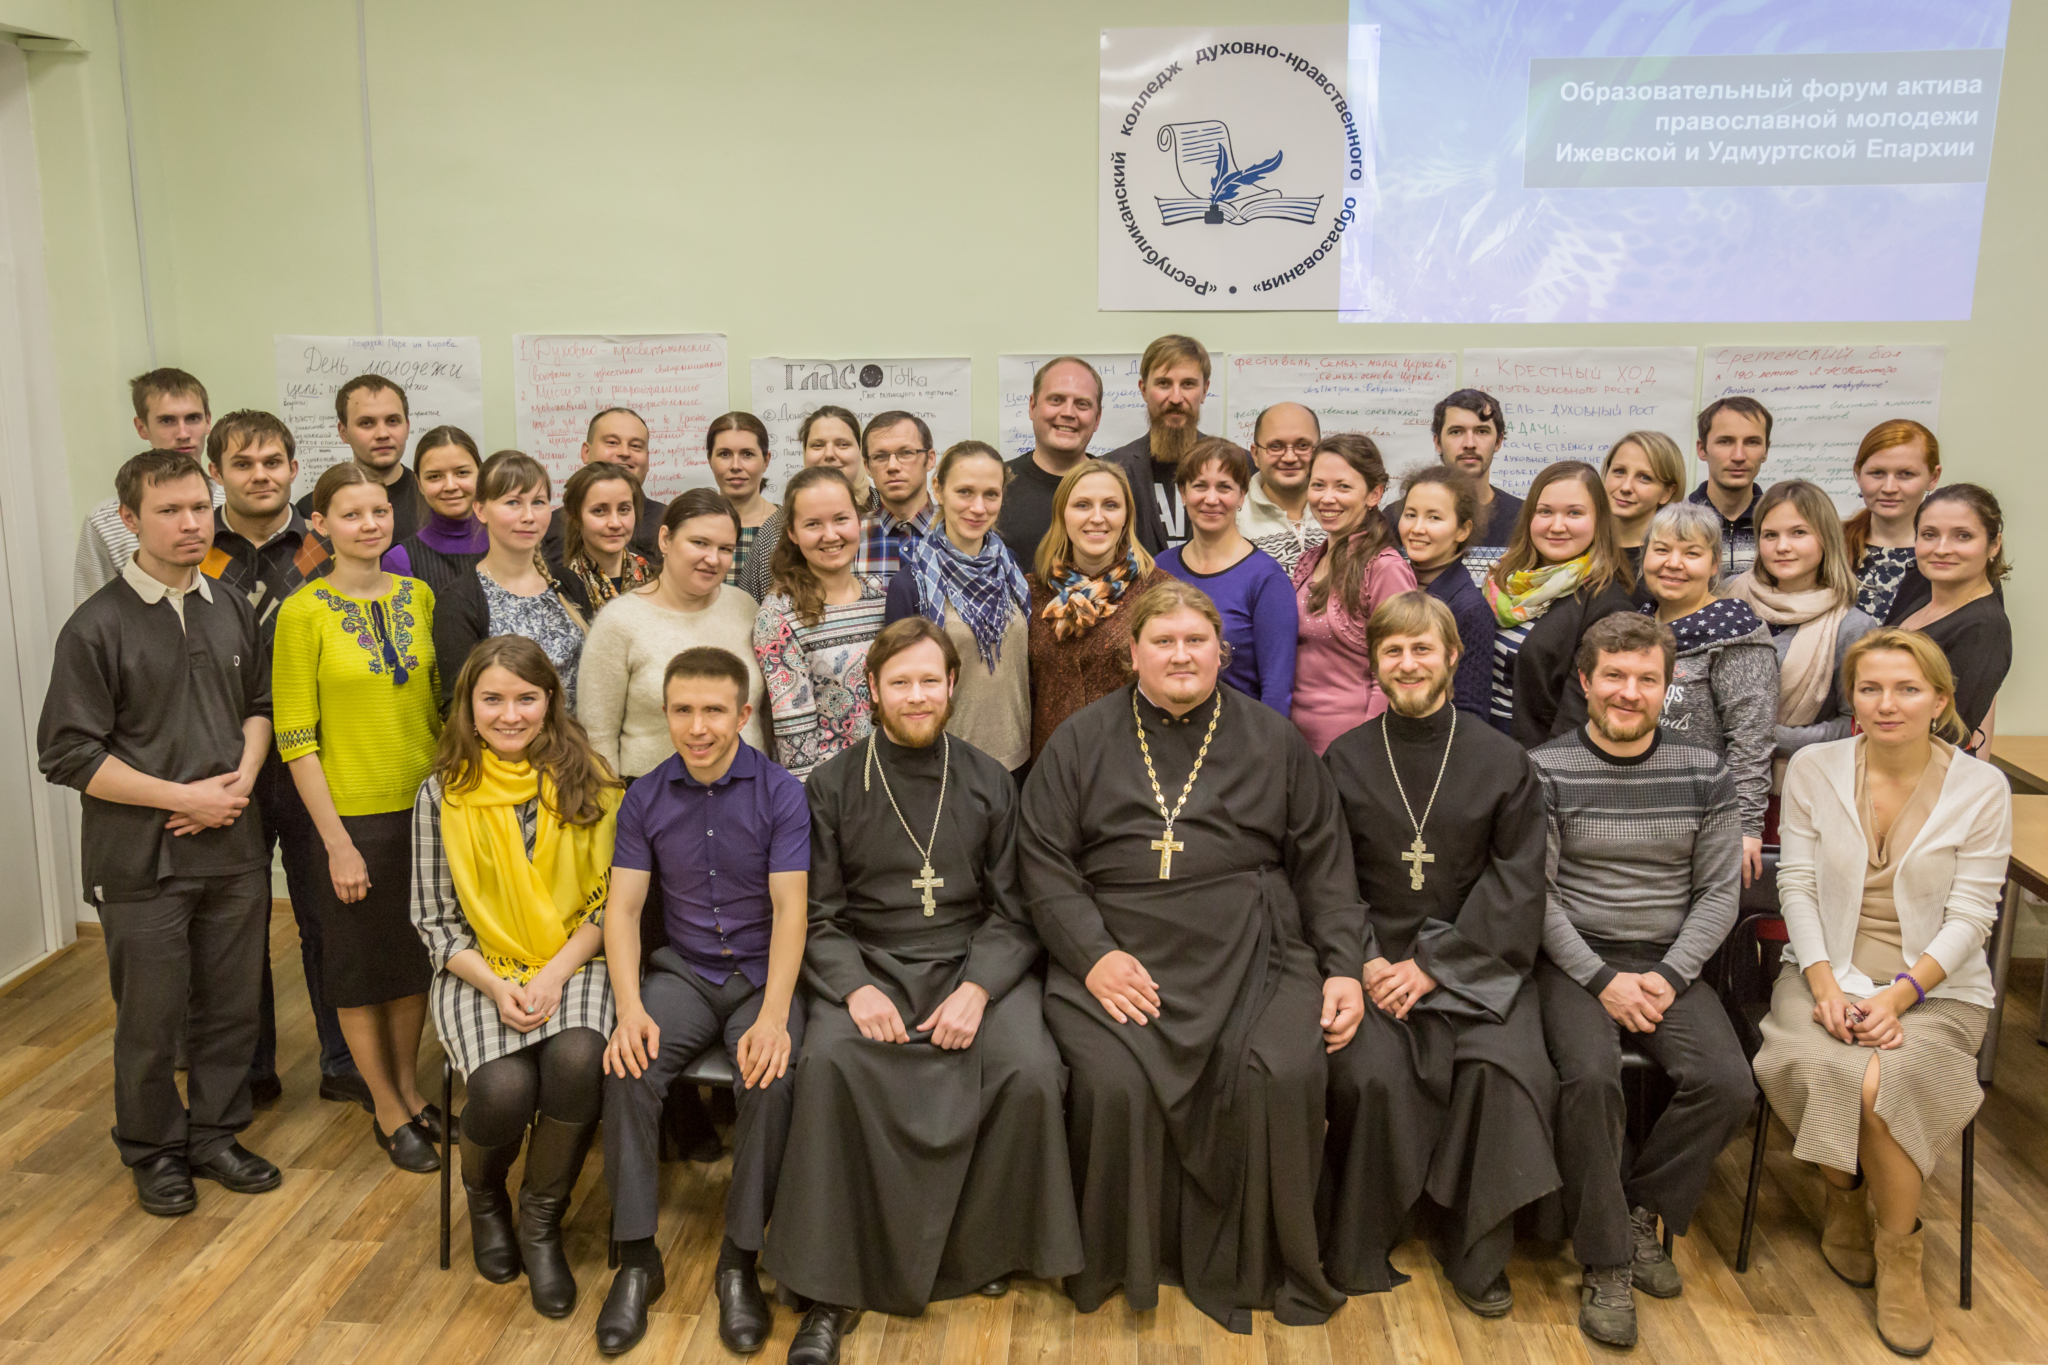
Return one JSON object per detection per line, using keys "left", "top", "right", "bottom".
{"left": 904, "top": 531, "right": 1029, "bottom": 673}
{"left": 1040, "top": 551, "right": 1143, "bottom": 642}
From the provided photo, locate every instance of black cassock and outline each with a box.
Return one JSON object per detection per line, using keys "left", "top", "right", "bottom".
{"left": 1317, "top": 702, "right": 1561, "bottom": 1298}
{"left": 1020, "top": 683, "right": 1364, "bottom": 1333}
{"left": 762, "top": 729, "right": 1082, "bottom": 1315}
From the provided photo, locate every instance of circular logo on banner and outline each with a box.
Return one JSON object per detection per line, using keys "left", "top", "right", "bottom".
{"left": 859, "top": 364, "right": 884, "bottom": 388}
{"left": 1103, "top": 30, "right": 1360, "bottom": 309}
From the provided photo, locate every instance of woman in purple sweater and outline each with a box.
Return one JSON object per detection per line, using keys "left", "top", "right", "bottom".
{"left": 1156, "top": 438, "right": 1299, "bottom": 715}
{"left": 382, "top": 426, "right": 488, "bottom": 594}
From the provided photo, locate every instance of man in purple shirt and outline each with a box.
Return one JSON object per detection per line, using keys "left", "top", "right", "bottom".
{"left": 596, "top": 647, "right": 810, "bottom": 1356}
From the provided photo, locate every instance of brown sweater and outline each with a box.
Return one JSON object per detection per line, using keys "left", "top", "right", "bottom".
{"left": 1026, "top": 568, "right": 1172, "bottom": 761}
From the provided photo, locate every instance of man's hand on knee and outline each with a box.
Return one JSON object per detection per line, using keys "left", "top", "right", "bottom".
{"left": 1598, "top": 973, "right": 1666, "bottom": 1034}
{"left": 605, "top": 1006, "right": 661, "bottom": 1079}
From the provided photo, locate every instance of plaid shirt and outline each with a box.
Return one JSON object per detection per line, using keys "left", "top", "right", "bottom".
{"left": 738, "top": 485, "right": 938, "bottom": 599}
{"left": 199, "top": 507, "right": 331, "bottom": 645}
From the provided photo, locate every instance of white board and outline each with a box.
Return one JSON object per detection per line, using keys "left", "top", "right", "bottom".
{"left": 1701, "top": 344, "right": 1945, "bottom": 514}
{"left": 273, "top": 335, "right": 484, "bottom": 480}
{"left": 511, "top": 334, "right": 729, "bottom": 499}
{"left": 1222, "top": 352, "right": 1455, "bottom": 472}
{"left": 749, "top": 358, "right": 973, "bottom": 492}
{"left": 996, "top": 354, "right": 1160, "bottom": 458}
{"left": 1458, "top": 347, "right": 1699, "bottom": 496}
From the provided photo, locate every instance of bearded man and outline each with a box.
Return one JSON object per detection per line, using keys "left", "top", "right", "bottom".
{"left": 1529, "top": 611, "right": 1753, "bottom": 1351}
{"left": 763, "top": 618, "right": 1081, "bottom": 1365}
{"left": 1020, "top": 577, "right": 1367, "bottom": 1334}
{"left": 1101, "top": 334, "right": 1213, "bottom": 552}
{"left": 1317, "top": 592, "right": 1557, "bottom": 1315}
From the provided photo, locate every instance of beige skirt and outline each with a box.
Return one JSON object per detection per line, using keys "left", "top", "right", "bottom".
{"left": 1753, "top": 967, "right": 1987, "bottom": 1179}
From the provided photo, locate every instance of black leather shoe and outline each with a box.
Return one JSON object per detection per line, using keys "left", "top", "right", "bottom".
{"left": 786, "top": 1303, "right": 860, "bottom": 1365}
{"left": 410, "top": 1101, "right": 452, "bottom": 1143}
{"left": 133, "top": 1155, "right": 196, "bottom": 1217}
{"left": 318, "top": 1071, "right": 374, "bottom": 1112}
{"left": 191, "top": 1143, "right": 282, "bottom": 1194}
{"left": 595, "top": 1262, "right": 666, "bottom": 1355}
{"left": 248, "top": 1074, "right": 284, "bottom": 1107}
{"left": 373, "top": 1118, "right": 441, "bottom": 1173}
{"left": 1455, "top": 1271, "right": 1514, "bottom": 1318}
{"left": 976, "top": 1279, "right": 1009, "bottom": 1297}
{"left": 715, "top": 1266, "right": 772, "bottom": 1353}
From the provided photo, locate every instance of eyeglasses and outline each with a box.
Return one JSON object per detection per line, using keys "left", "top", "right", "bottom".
{"left": 1260, "top": 440, "right": 1317, "bottom": 457}
{"left": 867, "top": 449, "right": 929, "bottom": 467}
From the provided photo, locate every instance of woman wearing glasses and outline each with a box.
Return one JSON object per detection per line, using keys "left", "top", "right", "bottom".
{"left": 275, "top": 463, "right": 446, "bottom": 1172}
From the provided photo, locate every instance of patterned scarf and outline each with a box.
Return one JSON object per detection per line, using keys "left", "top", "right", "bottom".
{"left": 1040, "top": 551, "right": 1143, "bottom": 641}
{"left": 568, "top": 550, "right": 655, "bottom": 609}
{"left": 1484, "top": 553, "right": 1590, "bottom": 627}
{"left": 905, "top": 530, "right": 1029, "bottom": 672}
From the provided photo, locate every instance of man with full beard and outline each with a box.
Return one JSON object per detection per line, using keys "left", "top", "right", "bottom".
{"left": 764, "top": 618, "right": 1081, "bottom": 1365}
{"left": 1318, "top": 592, "right": 1557, "bottom": 1317}
{"left": 1529, "top": 611, "right": 1753, "bottom": 1351}
{"left": 1102, "top": 334, "right": 1213, "bottom": 553}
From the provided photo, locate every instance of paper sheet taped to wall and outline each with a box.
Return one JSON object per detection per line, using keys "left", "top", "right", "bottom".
{"left": 513, "top": 334, "right": 729, "bottom": 498}
{"left": 996, "top": 355, "right": 1159, "bottom": 459}
{"left": 749, "top": 358, "right": 972, "bottom": 493}
{"left": 1702, "top": 344, "right": 1944, "bottom": 514}
{"left": 1222, "top": 353, "right": 1455, "bottom": 472}
{"left": 274, "top": 335, "right": 485, "bottom": 480}
{"left": 1459, "top": 347, "right": 1699, "bottom": 496}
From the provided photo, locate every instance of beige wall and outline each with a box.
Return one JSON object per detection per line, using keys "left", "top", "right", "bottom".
{"left": 23, "top": 0, "right": 2048, "bottom": 723}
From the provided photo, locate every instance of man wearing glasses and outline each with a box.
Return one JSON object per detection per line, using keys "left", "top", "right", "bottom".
{"left": 858, "top": 410, "right": 940, "bottom": 590}
{"left": 1238, "top": 401, "right": 1324, "bottom": 574}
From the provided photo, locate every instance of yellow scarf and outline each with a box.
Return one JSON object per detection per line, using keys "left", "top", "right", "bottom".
{"left": 441, "top": 752, "right": 621, "bottom": 984}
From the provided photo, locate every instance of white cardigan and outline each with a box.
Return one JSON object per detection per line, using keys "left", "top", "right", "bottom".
{"left": 1777, "top": 736, "right": 2012, "bottom": 1009}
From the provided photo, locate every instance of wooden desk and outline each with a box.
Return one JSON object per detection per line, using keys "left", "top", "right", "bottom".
{"left": 1990, "top": 735, "right": 2048, "bottom": 795}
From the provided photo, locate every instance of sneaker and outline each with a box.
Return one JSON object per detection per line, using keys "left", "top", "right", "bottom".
{"left": 1629, "top": 1205, "right": 1682, "bottom": 1299}
{"left": 1579, "top": 1263, "right": 1637, "bottom": 1348}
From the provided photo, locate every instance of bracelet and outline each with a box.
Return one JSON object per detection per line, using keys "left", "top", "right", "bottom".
{"left": 1897, "top": 972, "right": 1926, "bottom": 1004}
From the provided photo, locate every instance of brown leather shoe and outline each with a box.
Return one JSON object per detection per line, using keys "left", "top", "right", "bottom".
{"left": 1873, "top": 1221, "right": 1933, "bottom": 1357}
{"left": 1821, "top": 1181, "right": 1876, "bottom": 1288}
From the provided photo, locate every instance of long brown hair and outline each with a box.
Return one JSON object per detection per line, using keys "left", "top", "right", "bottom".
{"left": 1842, "top": 420, "right": 1940, "bottom": 564}
{"left": 434, "top": 636, "right": 621, "bottom": 826}
{"left": 1751, "top": 479, "right": 1858, "bottom": 607}
{"left": 770, "top": 466, "right": 860, "bottom": 627}
{"left": 1304, "top": 433, "right": 1395, "bottom": 618}
{"left": 1490, "top": 460, "right": 1633, "bottom": 596}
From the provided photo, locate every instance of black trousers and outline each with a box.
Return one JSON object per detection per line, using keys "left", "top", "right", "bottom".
{"left": 251, "top": 759, "right": 354, "bottom": 1082}
{"left": 602, "top": 949, "right": 805, "bottom": 1247}
{"left": 101, "top": 870, "right": 270, "bottom": 1167}
{"left": 1536, "top": 953, "right": 1755, "bottom": 1267}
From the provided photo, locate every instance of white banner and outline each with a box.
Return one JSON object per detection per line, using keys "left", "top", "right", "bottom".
{"left": 996, "top": 354, "right": 1156, "bottom": 458}
{"left": 273, "top": 335, "right": 484, "bottom": 480}
{"left": 1100, "top": 26, "right": 1363, "bottom": 311}
{"left": 511, "top": 334, "right": 729, "bottom": 499}
{"left": 749, "top": 358, "right": 973, "bottom": 492}
{"left": 1459, "top": 347, "right": 1699, "bottom": 496}
{"left": 1702, "top": 344, "right": 1944, "bottom": 514}
{"left": 1222, "top": 353, "right": 1454, "bottom": 472}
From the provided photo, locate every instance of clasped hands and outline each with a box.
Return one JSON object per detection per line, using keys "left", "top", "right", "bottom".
{"left": 1812, "top": 984, "right": 1907, "bottom": 1050}
{"left": 847, "top": 981, "right": 989, "bottom": 1050}
{"left": 1599, "top": 970, "right": 1677, "bottom": 1033}
{"left": 1085, "top": 949, "right": 1365, "bottom": 1054}
{"left": 1363, "top": 956, "right": 1436, "bottom": 1021}
{"left": 164, "top": 770, "right": 256, "bottom": 836}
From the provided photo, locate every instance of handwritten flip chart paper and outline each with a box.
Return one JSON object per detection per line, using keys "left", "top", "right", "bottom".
{"left": 1459, "top": 347, "right": 1698, "bottom": 496}
{"left": 512, "top": 334, "right": 729, "bottom": 498}
{"left": 997, "top": 354, "right": 1182, "bottom": 458}
{"left": 273, "top": 335, "right": 484, "bottom": 480}
{"left": 1222, "top": 353, "right": 1455, "bottom": 470}
{"left": 1702, "top": 345, "right": 1944, "bottom": 513}
{"left": 749, "top": 358, "right": 973, "bottom": 492}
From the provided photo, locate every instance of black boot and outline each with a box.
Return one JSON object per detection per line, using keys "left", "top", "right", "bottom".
{"left": 516, "top": 1115, "right": 597, "bottom": 1318}
{"left": 460, "top": 1132, "right": 524, "bottom": 1284}
{"left": 787, "top": 1303, "right": 860, "bottom": 1365}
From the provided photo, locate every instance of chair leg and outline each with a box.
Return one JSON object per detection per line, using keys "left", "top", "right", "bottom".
{"left": 609, "top": 1236, "right": 619, "bottom": 1270}
{"left": 1737, "top": 1095, "right": 1771, "bottom": 1273}
{"left": 439, "top": 1055, "right": 453, "bottom": 1272}
{"left": 1662, "top": 1227, "right": 1673, "bottom": 1257}
{"left": 1960, "top": 1119, "right": 1975, "bottom": 1309}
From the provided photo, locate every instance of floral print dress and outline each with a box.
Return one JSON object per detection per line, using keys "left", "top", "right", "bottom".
{"left": 753, "top": 578, "right": 889, "bottom": 779}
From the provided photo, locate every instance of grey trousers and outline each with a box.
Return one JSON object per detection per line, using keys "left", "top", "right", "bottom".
{"left": 602, "top": 949, "right": 805, "bottom": 1247}
{"left": 1536, "top": 953, "right": 1755, "bottom": 1267}
{"left": 101, "top": 870, "right": 270, "bottom": 1167}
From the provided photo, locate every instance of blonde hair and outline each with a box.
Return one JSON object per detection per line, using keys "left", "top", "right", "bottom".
{"left": 1751, "top": 480, "right": 1858, "bottom": 607}
{"left": 1033, "top": 459, "right": 1156, "bottom": 582}
{"left": 1840, "top": 627, "right": 1966, "bottom": 744}
{"left": 1601, "top": 430, "right": 1685, "bottom": 506}
{"left": 1127, "top": 577, "right": 1223, "bottom": 642}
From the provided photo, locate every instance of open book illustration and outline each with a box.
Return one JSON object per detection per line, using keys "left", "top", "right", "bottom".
{"left": 1154, "top": 120, "right": 1324, "bottom": 226}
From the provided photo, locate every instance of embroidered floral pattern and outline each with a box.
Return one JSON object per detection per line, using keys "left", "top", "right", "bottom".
{"left": 314, "top": 580, "right": 423, "bottom": 678}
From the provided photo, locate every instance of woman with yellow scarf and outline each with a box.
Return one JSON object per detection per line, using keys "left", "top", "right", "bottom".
{"left": 410, "top": 635, "right": 624, "bottom": 1319}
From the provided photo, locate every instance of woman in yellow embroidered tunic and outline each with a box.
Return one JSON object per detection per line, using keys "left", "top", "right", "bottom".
{"left": 275, "top": 464, "right": 444, "bottom": 1174}
{"left": 410, "top": 635, "right": 623, "bottom": 1320}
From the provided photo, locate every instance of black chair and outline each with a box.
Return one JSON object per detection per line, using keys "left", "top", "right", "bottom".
{"left": 1731, "top": 856, "right": 2024, "bottom": 1309}
{"left": 1618, "top": 1039, "right": 1676, "bottom": 1258}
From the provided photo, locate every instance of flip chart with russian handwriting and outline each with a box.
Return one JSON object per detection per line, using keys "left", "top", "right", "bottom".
{"left": 996, "top": 355, "right": 1156, "bottom": 458}
{"left": 750, "top": 358, "right": 973, "bottom": 492}
{"left": 274, "top": 335, "right": 484, "bottom": 479}
{"left": 1223, "top": 353, "right": 1456, "bottom": 470}
{"left": 512, "top": 334, "right": 729, "bottom": 497}
{"left": 1701, "top": 344, "right": 1944, "bottom": 513}
{"left": 1459, "top": 347, "right": 1698, "bottom": 495}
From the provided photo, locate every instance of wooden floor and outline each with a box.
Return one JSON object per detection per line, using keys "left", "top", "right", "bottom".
{"left": 4, "top": 910, "right": 2048, "bottom": 1365}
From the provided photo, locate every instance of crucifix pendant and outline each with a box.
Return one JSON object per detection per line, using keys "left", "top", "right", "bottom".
{"left": 912, "top": 862, "right": 944, "bottom": 916}
{"left": 1400, "top": 833, "right": 1434, "bottom": 891}
{"left": 1151, "top": 829, "right": 1185, "bottom": 880}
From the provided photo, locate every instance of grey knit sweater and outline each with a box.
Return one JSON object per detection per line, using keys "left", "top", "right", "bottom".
{"left": 1652, "top": 599, "right": 1778, "bottom": 838}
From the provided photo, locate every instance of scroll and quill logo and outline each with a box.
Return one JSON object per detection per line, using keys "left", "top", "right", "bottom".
{"left": 1154, "top": 121, "right": 1323, "bottom": 226}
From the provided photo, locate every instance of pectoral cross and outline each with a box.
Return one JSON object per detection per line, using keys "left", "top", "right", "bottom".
{"left": 1151, "top": 829, "right": 1185, "bottom": 880}
{"left": 912, "top": 862, "right": 944, "bottom": 916}
{"left": 1400, "top": 833, "right": 1435, "bottom": 891}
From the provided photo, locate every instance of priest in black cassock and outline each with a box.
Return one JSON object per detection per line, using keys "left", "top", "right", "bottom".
{"left": 1019, "top": 578, "right": 1368, "bottom": 1335}
{"left": 1318, "top": 591, "right": 1560, "bottom": 1316}
{"left": 764, "top": 618, "right": 1081, "bottom": 1364}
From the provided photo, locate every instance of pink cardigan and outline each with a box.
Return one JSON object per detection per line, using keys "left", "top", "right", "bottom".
{"left": 1289, "top": 543, "right": 1418, "bottom": 754}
